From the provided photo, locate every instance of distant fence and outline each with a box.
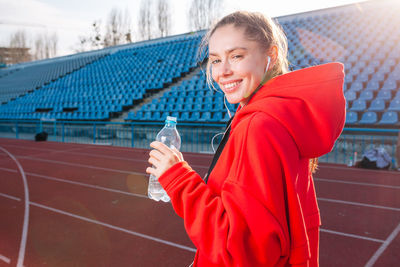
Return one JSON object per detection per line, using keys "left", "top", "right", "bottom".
{"left": 0, "top": 119, "right": 398, "bottom": 168}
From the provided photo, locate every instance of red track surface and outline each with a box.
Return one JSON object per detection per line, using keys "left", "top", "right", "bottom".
{"left": 0, "top": 138, "right": 399, "bottom": 266}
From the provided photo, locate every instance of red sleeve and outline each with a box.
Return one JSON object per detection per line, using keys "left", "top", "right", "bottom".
{"left": 158, "top": 113, "right": 297, "bottom": 266}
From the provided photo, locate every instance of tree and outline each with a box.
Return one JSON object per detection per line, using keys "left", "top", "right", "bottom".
{"left": 8, "top": 30, "right": 31, "bottom": 63}
{"left": 156, "top": 0, "right": 171, "bottom": 38}
{"left": 10, "top": 30, "right": 28, "bottom": 48}
{"left": 75, "top": 8, "right": 133, "bottom": 52}
{"left": 188, "top": 0, "right": 223, "bottom": 31}
{"left": 104, "top": 8, "right": 132, "bottom": 47}
{"left": 138, "top": 0, "right": 154, "bottom": 40}
{"left": 32, "top": 32, "right": 58, "bottom": 60}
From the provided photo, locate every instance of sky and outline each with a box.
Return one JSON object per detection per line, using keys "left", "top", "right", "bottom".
{"left": 0, "top": 0, "right": 367, "bottom": 57}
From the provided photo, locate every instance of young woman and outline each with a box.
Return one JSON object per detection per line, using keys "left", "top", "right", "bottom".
{"left": 146, "top": 11, "right": 346, "bottom": 267}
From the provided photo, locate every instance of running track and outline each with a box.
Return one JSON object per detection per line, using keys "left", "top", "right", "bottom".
{"left": 0, "top": 138, "right": 398, "bottom": 266}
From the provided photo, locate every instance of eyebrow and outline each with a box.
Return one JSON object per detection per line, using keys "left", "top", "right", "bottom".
{"left": 209, "top": 47, "right": 248, "bottom": 57}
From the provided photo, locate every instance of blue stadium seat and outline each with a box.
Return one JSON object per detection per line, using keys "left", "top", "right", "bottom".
{"left": 359, "top": 90, "right": 374, "bottom": 101}
{"left": 344, "top": 91, "right": 357, "bottom": 102}
{"left": 365, "top": 81, "right": 380, "bottom": 91}
{"left": 382, "top": 79, "right": 397, "bottom": 91}
{"left": 210, "top": 112, "right": 222, "bottom": 122}
{"left": 379, "top": 111, "right": 398, "bottom": 125}
{"left": 368, "top": 99, "right": 386, "bottom": 111}
{"left": 388, "top": 99, "right": 400, "bottom": 111}
{"left": 376, "top": 90, "right": 392, "bottom": 100}
{"left": 190, "top": 112, "right": 200, "bottom": 121}
{"left": 349, "top": 82, "right": 363, "bottom": 92}
{"left": 180, "top": 112, "right": 190, "bottom": 121}
{"left": 359, "top": 111, "right": 377, "bottom": 124}
{"left": 222, "top": 112, "right": 231, "bottom": 122}
{"left": 345, "top": 111, "right": 358, "bottom": 124}
{"left": 350, "top": 99, "right": 367, "bottom": 111}
{"left": 199, "top": 112, "right": 211, "bottom": 122}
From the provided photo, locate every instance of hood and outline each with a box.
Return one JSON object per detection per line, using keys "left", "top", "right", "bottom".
{"left": 231, "top": 62, "right": 346, "bottom": 158}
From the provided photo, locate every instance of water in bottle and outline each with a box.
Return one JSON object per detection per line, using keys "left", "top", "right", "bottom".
{"left": 148, "top": 116, "right": 181, "bottom": 202}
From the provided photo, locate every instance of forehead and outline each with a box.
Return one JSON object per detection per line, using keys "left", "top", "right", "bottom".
{"left": 209, "top": 24, "right": 259, "bottom": 54}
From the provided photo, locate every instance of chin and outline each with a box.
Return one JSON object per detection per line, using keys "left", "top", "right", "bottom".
{"left": 225, "top": 95, "right": 241, "bottom": 105}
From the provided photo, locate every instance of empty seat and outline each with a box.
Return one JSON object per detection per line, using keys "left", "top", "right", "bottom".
{"left": 349, "top": 81, "right": 363, "bottom": 92}
{"left": 350, "top": 99, "right": 367, "bottom": 111}
{"left": 359, "top": 111, "right": 377, "bottom": 124}
{"left": 345, "top": 111, "right": 358, "bottom": 124}
{"left": 180, "top": 112, "right": 190, "bottom": 121}
{"left": 211, "top": 112, "right": 223, "bottom": 122}
{"left": 382, "top": 79, "right": 397, "bottom": 91}
{"left": 379, "top": 111, "right": 398, "bottom": 125}
{"left": 359, "top": 90, "right": 374, "bottom": 101}
{"left": 368, "top": 99, "right": 386, "bottom": 111}
{"left": 344, "top": 90, "right": 357, "bottom": 102}
{"left": 376, "top": 90, "right": 392, "bottom": 100}
{"left": 365, "top": 81, "right": 380, "bottom": 91}
{"left": 190, "top": 112, "right": 200, "bottom": 121}
{"left": 199, "top": 112, "right": 211, "bottom": 122}
{"left": 388, "top": 99, "right": 400, "bottom": 111}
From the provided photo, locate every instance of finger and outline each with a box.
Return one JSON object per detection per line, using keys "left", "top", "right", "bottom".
{"left": 149, "top": 149, "right": 163, "bottom": 161}
{"left": 148, "top": 157, "right": 159, "bottom": 167}
{"left": 150, "top": 141, "right": 172, "bottom": 155}
{"left": 146, "top": 166, "right": 155, "bottom": 174}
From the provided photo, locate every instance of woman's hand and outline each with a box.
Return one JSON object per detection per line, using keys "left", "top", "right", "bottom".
{"left": 146, "top": 141, "right": 184, "bottom": 179}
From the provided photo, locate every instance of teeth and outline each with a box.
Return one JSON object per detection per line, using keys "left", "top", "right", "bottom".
{"left": 224, "top": 81, "right": 240, "bottom": 89}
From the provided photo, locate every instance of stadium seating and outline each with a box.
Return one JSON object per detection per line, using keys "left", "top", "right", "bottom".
{"left": 0, "top": 0, "right": 398, "bottom": 127}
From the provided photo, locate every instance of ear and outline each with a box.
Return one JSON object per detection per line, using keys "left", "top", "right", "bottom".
{"left": 267, "top": 45, "right": 278, "bottom": 70}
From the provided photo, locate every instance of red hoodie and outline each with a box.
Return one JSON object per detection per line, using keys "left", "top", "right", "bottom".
{"left": 159, "top": 63, "right": 346, "bottom": 266}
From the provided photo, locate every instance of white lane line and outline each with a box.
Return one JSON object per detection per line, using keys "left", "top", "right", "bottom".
{"left": 0, "top": 192, "right": 195, "bottom": 253}
{"left": 29, "top": 172, "right": 148, "bottom": 199}
{"left": 0, "top": 167, "right": 147, "bottom": 199}
{"left": 17, "top": 156, "right": 141, "bottom": 175}
{"left": 0, "top": 192, "right": 21, "bottom": 201}
{"left": 0, "top": 143, "right": 208, "bottom": 169}
{"left": 315, "top": 178, "right": 400, "bottom": 190}
{"left": 0, "top": 147, "right": 29, "bottom": 267}
{"left": 318, "top": 197, "right": 400, "bottom": 212}
{"left": 364, "top": 223, "right": 400, "bottom": 267}
{"left": 0, "top": 254, "right": 11, "bottom": 264}
{"left": 29, "top": 202, "right": 197, "bottom": 253}
{"left": 1, "top": 166, "right": 398, "bottom": 212}
{"left": 320, "top": 228, "right": 384, "bottom": 243}
{"left": 0, "top": 192, "right": 393, "bottom": 252}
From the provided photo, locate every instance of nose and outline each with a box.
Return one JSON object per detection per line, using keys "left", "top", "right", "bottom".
{"left": 211, "top": 59, "right": 233, "bottom": 82}
{"left": 221, "top": 60, "right": 233, "bottom": 76}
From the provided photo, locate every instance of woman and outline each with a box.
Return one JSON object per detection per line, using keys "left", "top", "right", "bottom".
{"left": 146, "top": 11, "right": 345, "bottom": 266}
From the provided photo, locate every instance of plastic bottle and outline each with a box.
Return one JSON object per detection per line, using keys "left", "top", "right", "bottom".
{"left": 148, "top": 116, "right": 181, "bottom": 202}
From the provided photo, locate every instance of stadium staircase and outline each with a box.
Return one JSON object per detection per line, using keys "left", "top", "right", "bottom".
{"left": 111, "top": 66, "right": 203, "bottom": 122}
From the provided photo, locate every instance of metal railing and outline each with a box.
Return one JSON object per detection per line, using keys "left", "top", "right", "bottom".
{"left": 0, "top": 119, "right": 398, "bottom": 168}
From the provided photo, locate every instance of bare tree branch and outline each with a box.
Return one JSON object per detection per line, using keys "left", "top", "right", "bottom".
{"left": 156, "top": 0, "right": 171, "bottom": 38}
{"left": 138, "top": 0, "right": 154, "bottom": 40}
{"left": 188, "top": 0, "right": 223, "bottom": 31}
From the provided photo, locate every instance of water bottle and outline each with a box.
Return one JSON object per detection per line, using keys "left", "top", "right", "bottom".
{"left": 148, "top": 116, "right": 181, "bottom": 202}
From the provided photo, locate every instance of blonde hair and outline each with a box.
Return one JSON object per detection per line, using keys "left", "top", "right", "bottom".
{"left": 198, "top": 11, "right": 289, "bottom": 91}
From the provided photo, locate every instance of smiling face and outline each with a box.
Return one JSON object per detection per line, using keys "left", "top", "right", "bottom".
{"left": 208, "top": 24, "right": 268, "bottom": 106}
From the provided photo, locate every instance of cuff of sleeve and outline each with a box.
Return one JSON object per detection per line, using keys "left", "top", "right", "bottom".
{"left": 158, "top": 161, "right": 193, "bottom": 191}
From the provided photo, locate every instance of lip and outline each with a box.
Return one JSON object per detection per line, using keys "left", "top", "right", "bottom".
{"left": 220, "top": 79, "right": 242, "bottom": 93}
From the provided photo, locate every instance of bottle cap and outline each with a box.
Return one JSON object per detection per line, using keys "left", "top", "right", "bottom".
{"left": 165, "top": 116, "right": 177, "bottom": 124}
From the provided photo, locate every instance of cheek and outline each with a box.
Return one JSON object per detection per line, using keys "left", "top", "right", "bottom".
{"left": 210, "top": 66, "right": 219, "bottom": 82}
